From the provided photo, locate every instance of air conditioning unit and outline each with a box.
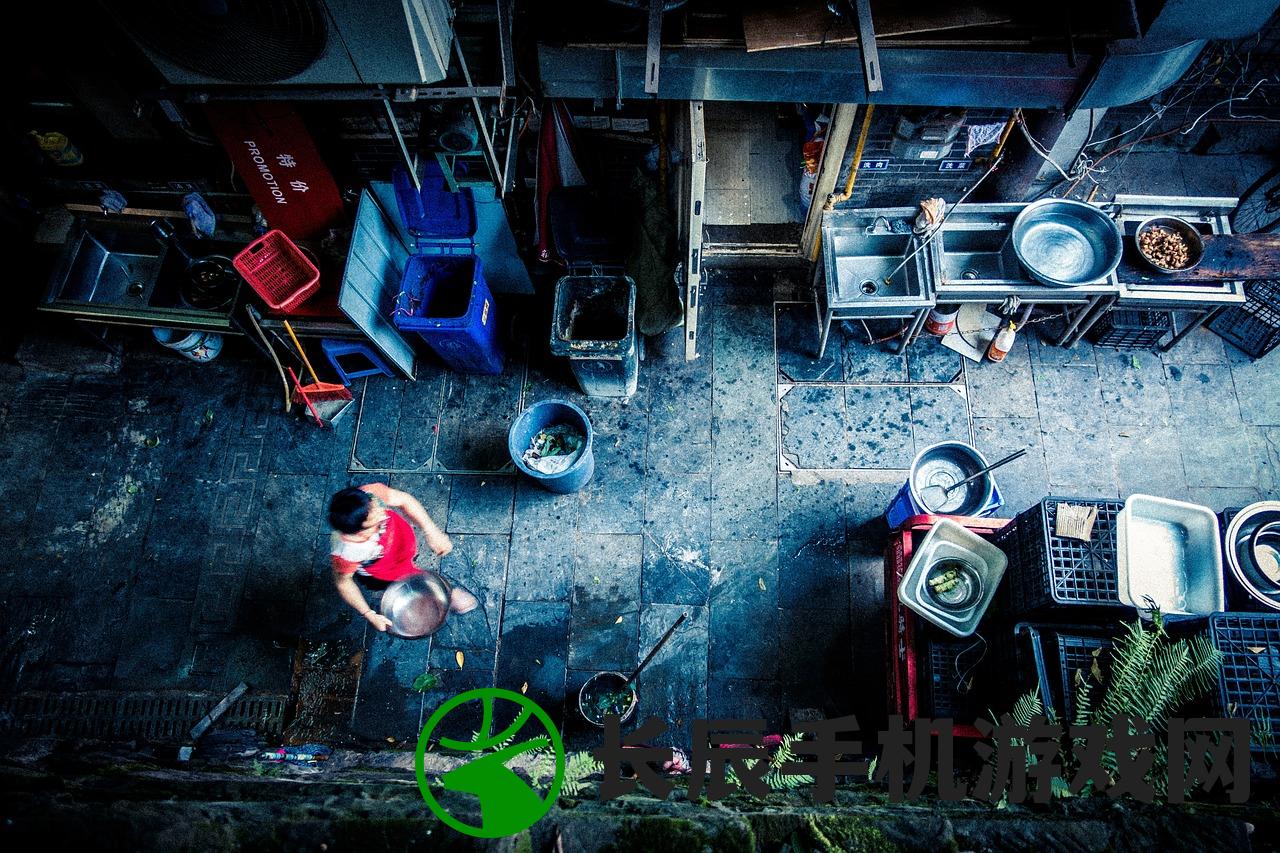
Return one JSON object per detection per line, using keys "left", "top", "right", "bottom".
{"left": 103, "top": 0, "right": 454, "bottom": 86}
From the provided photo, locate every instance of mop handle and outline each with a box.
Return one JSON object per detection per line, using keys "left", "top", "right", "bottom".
{"left": 626, "top": 613, "right": 687, "bottom": 684}
{"left": 282, "top": 319, "right": 321, "bottom": 385}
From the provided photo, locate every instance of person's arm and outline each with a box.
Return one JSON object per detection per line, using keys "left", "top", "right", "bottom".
{"left": 333, "top": 570, "right": 393, "bottom": 632}
{"left": 382, "top": 487, "right": 453, "bottom": 556}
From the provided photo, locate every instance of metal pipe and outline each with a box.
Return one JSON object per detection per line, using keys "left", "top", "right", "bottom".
{"left": 382, "top": 99, "right": 420, "bottom": 193}
{"left": 824, "top": 104, "right": 873, "bottom": 211}
{"left": 882, "top": 153, "right": 1004, "bottom": 286}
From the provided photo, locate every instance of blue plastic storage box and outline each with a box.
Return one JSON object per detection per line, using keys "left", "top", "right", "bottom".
{"left": 391, "top": 162, "right": 504, "bottom": 375}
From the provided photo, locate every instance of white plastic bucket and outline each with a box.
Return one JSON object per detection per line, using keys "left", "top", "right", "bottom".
{"left": 152, "top": 327, "right": 223, "bottom": 363}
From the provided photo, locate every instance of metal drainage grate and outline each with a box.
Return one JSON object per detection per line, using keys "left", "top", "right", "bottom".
{"left": 0, "top": 691, "right": 287, "bottom": 742}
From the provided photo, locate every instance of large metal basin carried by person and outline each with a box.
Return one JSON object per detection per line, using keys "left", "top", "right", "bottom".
{"left": 509, "top": 399, "right": 595, "bottom": 493}
{"left": 1012, "top": 198, "right": 1123, "bottom": 287}
{"left": 379, "top": 571, "right": 454, "bottom": 639}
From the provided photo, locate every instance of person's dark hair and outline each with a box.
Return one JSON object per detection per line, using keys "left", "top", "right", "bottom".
{"left": 328, "top": 487, "right": 373, "bottom": 534}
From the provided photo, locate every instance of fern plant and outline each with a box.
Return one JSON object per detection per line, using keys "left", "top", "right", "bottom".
{"left": 724, "top": 733, "right": 816, "bottom": 796}
{"left": 522, "top": 746, "right": 602, "bottom": 798}
{"left": 1000, "top": 614, "right": 1222, "bottom": 802}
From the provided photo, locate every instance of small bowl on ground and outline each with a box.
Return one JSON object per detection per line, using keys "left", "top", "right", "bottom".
{"left": 924, "top": 558, "right": 984, "bottom": 610}
{"left": 578, "top": 672, "right": 638, "bottom": 726}
{"left": 1134, "top": 216, "right": 1204, "bottom": 274}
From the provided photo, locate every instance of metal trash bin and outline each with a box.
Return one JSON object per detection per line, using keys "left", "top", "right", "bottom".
{"left": 551, "top": 275, "right": 638, "bottom": 398}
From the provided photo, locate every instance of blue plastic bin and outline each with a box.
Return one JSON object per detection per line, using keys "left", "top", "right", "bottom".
{"left": 509, "top": 399, "right": 595, "bottom": 493}
{"left": 390, "top": 160, "right": 502, "bottom": 375}
{"left": 394, "top": 254, "right": 504, "bottom": 375}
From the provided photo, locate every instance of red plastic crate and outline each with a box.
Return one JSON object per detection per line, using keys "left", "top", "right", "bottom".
{"left": 885, "top": 513, "right": 1009, "bottom": 740}
{"left": 233, "top": 229, "right": 320, "bottom": 313}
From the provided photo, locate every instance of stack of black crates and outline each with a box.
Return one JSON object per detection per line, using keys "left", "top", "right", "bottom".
{"left": 1209, "top": 280, "right": 1280, "bottom": 360}
{"left": 985, "top": 497, "right": 1129, "bottom": 722}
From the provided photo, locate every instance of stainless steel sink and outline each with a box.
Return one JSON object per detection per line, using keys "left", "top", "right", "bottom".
{"left": 48, "top": 221, "right": 169, "bottom": 306}
{"left": 930, "top": 209, "right": 1024, "bottom": 288}
{"left": 44, "top": 219, "right": 246, "bottom": 319}
{"left": 822, "top": 214, "right": 934, "bottom": 317}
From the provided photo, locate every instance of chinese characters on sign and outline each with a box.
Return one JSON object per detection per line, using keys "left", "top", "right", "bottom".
{"left": 591, "top": 714, "right": 1249, "bottom": 804}
{"left": 203, "top": 102, "right": 344, "bottom": 239}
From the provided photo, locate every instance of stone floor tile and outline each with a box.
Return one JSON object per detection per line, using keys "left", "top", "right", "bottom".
{"left": 972, "top": 417, "right": 1051, "bottom": 519}
{"left": 112, "top": 596, "right": 193, "bottom": 687}
{"left": 1112, "top": 424, "right": 1188, "bottom": 499}
{"left": 446, "top": 476, "right": 515, "bottom": 534}
{"left": 709, "top": 539, "right": 779, "bottom": 681}
{"left": 841, "top": 332, "right": 908, "bottom": 384}
{"left": 635, "top": 603, "right": 709, "bottom": 745}
{"left": 1228, "top": 352, "right": 1280, "bottom": 425}
{"left": 776, "top": 302, "right": 843, "bottom": 382}
{"left": 569, "top": 534, "right": 642, "bottom": 671}
{"left": 910, "top": 385, "right": 972, "bottom": 452}
{"left": 495, "top": 600, "right": 570, "bottom": 728}
{"left": 966, "top": 334, "right": 1038, "bottom": 418}
{"left": 1096, "top": 348, "right": 1173, "bottom": 426}
{"left": 643, "top": 473, "right": 712, "bottom": 605}
{"left": 907, "top": 336, "right": 965, "bottom": 384}
{"left": 432, "top": 534, "right": 509, "bottom": 651}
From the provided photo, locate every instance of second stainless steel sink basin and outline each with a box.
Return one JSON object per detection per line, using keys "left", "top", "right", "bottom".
{"left": 930, "top": 209, "right": 1024, "bottom": 287}
{"left": 823, "top": 213, "right": 934, "bottom": 317}
{"left": 50, "top": 222, "right": 168, "bottom": 305}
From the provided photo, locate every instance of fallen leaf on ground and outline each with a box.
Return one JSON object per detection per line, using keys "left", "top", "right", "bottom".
{"left": 757, "top": 578, "right": 767, "bottom": 592}
{"left": 615, "top": 615, "right": 623, "bottom": 624}
{"left": 521, "top": 682, "right": 528, "bottom": 694}
{"left": 455, "top": 651, "right": 465, "bottom": 669}
{"left": 535, "top": 659, "right": 542, "bottom": 665}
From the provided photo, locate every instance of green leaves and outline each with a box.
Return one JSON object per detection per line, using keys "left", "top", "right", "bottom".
{"left": 412, "top": 671, "right": 441, "bottom": 692}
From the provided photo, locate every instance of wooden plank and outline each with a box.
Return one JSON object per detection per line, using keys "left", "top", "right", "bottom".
{"left": 742, "top": 1, "right": 1013, "bottom": 53}
{"left": 1117, "top": 234, "right": 1280, "bottom": 284}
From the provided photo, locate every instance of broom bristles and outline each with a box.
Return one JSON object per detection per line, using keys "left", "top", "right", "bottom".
{"left": 290, "top": 381, "right": 353, "bottom": 404}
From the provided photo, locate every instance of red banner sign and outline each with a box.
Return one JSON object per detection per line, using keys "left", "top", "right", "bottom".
{"left": 204, "top": 102, "right": 344, "bottom": 240}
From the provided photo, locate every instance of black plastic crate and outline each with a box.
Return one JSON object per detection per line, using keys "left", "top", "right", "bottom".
{"left": 1209, "top": 280, "right": 1280, "bottom": 360}
{"left": 1209, "top": 612, "right": 1280, "bottom": 753}
{"left": 1056, "top": 633, "right": 1112, "bottom": 722}
{"left": 1088, "top": 309, "right": 1171, "bottom": 350}
{"left": 925, "top": 638, "right": 987, "bottom": 719}
{"left": 995, "top": 498, "right": 1127, "bottom": 616}
{"left": 1014, "top": 624, "right": 1114, "bottom": 723}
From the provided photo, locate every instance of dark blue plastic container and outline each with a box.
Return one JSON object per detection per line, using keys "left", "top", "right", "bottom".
{"left": 394, "top": 255, "right": 503, "bottom": 375}
{"left": 508, "top": 399, "right": 594, "bottom": 493}
{"left": 390, "top": 160, "right": 503, "bottom": 375}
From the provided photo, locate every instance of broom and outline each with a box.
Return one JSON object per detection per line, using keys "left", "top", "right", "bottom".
{"left": 282, "top": 320, "right": 354, "bottom": 406}
{"left": 287, "top": 366, "right": 325, "bottom": 428}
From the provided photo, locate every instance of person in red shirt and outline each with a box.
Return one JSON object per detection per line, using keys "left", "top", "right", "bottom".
{"left": 328, "top": 483, "right": 477, "bottom": 632}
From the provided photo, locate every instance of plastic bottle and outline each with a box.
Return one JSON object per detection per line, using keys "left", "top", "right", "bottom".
{"left": 30, "top": 130, "right": 83, "bottom": 166}
{"left": 986, "top": 321, "right": 1017, "bottom": 362}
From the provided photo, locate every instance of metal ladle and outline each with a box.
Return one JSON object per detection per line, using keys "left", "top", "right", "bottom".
{"left": 919, "top": 448, "right": 1027, "bottom": 508}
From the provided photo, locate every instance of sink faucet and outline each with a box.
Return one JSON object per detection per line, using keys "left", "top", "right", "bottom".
{"left": 865, "top": 216, "right": 893, "bottom": 235}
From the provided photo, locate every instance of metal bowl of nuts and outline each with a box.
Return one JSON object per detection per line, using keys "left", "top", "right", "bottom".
{"left": 1135, "top": 216, "right": 1204, "bottom": 274}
